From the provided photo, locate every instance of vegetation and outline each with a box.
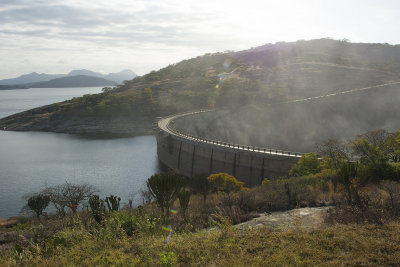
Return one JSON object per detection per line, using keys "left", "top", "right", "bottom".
{"left": 146, "top": 173, "right": 185, "bottom": 221}
{"left": 105, "top": 195, "right": 121, "bottom": 212}
{"left": 43, "top": 182, "right": 97, "bottom": 214}
{"left": 26, "top": 194, "right": 50, "bottom": 218}
{"left": 207, "top": 173, "right": 247, "bottom": 193}
{"left": 189, "top": 173, "right": 211, "bottom": 202}
{"left": 88, "top": 195, "right": 106, "bottom": 223}
{"left": 289, "top": 152, "right": 321, "bottom": 177}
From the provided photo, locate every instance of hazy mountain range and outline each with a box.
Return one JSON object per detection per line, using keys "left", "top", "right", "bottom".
{"left": 0, "top": 69, "right": 137, "bottom": 88}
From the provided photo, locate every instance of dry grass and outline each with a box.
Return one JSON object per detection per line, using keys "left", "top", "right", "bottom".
{"left": 2, "top": 218, "right": 400, "bottom": 266}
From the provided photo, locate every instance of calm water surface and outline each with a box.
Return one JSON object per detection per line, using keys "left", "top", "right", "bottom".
{"left": 0, "top": 87, "right": 160, "bottom": 218}
{"left": 0, "top": 87, "right": 103, "bottom": 119}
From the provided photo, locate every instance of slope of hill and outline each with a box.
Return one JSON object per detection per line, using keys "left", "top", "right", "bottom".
{"left": 67, "top": 69, "right": 137, "bottom": 84}
{"left": 0, "top": 75, "right": 117, "bottom": 90}
{"left": 173, "top": 83, "right": 400, "bottom": 152}
{"left": 31, "top": 75, "right": 117, "bottom": 88}
{"left": 0, "top": 38, "right": 399, "bottom": 138}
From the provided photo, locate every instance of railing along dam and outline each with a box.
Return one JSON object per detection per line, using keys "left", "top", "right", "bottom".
{"left": 156, "top": 110, "right": 302, "bottom": 186}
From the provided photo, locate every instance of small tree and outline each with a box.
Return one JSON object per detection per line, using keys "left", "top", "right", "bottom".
{"left": 385, "top": 130, "right": 400, "bottom": 163}
{"left": 27, "top": 194, "right": 50, "bottom": 218}
{"left": 337, "top": 161, "right": 359, "bottom": 204}
{"left": 44, "top": 182, "right": 96, "bottom": 214}
{"left": 316, "top": 139, "right": 351, "bottom": 170}
{"left": 207, "top": 173, "right": 246, "bottom": 193}
{"left": 177, "top": 190, "right": 191, "bottom": 220}
{"left": 146, "top": 173, "right": 184, "bottom": 221}
{"left": 43, "top": 184, "right": 69, "bottom": 215}
{"left": 189, "top": 174, "right": 211, "bottom": 202}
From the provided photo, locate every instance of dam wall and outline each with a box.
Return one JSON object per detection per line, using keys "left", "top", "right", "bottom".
{"left": 156, "top": 110, "right": 301, "bottom": 186}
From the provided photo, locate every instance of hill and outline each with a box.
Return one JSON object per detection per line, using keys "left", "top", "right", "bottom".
{"left": 30, "top": 75, "right": 117, "bottom": 88}
{"left": 0, "top": 38, "right": 399, "bottom": 138}
{"left": 0, "top": 75, "right": 117, "bottom": 90}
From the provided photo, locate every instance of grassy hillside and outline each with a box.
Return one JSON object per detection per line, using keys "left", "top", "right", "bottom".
{"left": 2, "top": 217, "right": 400, "bottom": 266}
{"left": 0, "top": 38, "right": 399, "bottom": 136}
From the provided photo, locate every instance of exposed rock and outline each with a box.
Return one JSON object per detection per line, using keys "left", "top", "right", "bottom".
{"left": 235, "top": 207, "right": 331, "bottom": 231}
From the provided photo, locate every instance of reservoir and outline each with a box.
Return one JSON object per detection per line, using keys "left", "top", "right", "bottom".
{"left": 0, "top": 87, "right": 160, "bottom": 219}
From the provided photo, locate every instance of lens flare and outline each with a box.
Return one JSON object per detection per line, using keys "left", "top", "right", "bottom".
{"left": 166, "top": 230, "right": 173, "bottom": 244}
{"left": 162, "top": 226, "right": 173, "bottom": 232}
{"left": 170, "top": 209, "right": 177, "bottom": 214}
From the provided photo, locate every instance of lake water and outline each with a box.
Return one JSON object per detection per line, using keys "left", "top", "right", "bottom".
{"left": 0, "top": 87, "right": 160, "bottom": 219}
{"left": 0, "top": 87, "right": 103, "bottom": 119}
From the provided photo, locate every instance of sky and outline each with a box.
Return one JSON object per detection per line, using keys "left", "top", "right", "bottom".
{"left": 1, "top": 0, "right": 400, "bottom": 79}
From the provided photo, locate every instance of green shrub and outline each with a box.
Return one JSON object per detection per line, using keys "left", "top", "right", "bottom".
{"left": 159, "top": 252, "right": 177, "bottom": 267}
{"left": 289, "top": 153, "right": 321, "bottom": 177}
{"left": 107, "top": 212, "right": 160, "bottom": 237}
{"left": 27, "top": 194, "right": 50, "bottom": 218}
{"left": 207, "top": 173, "right": 247, "bottom": 193}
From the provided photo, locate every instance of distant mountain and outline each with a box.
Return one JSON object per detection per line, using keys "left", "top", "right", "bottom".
{"left": 0, "top": 72, "right": 65, "bottom": 85}
{"left": 0, "top": 69, "right": 137, "bottom": 85}
{"left": 0, "top": 75, "right": 117, "bottom": 90}
{"left": 105, "top": 70, "right": 137, "bottom": 84}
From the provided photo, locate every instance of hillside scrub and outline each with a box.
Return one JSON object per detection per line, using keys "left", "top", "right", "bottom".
{"left": 2, "top": 176, "right": 400, "bottom": 266}
{"left": 2, "top": 215, "right": 400, "bottom": 266}
{"left": 2, "top": 177, "right": 400, "bottom": 265}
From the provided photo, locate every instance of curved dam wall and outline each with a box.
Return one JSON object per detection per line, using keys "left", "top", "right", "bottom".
{"left": 156, "top": 111, "right": 301, "bottom": 186}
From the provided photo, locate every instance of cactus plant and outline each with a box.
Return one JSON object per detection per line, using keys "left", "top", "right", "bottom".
{"left": 178, "top": 190, "right": 191, "bottom": 220}
{"left": 89, "top": 195, "right": 106, "bottom": 223}
{"left": 105, "top": 195, "right": 121, "bottom": 212}
{"left": 147, "top": 173, "right": 185, "bottom": 221}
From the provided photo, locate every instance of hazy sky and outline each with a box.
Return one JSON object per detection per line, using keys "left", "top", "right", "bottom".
{"left": 1, "top": 0, "right": 399, "bottom": 79}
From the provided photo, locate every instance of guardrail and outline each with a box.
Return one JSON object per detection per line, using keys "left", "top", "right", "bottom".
{"left": 158, "top": 109, "right": 304, "bottom": 158}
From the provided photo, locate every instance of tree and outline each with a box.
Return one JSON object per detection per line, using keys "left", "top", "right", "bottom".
{"left": 177, "top": 190, "right": 191, "bottom": 220}
{"left": 316, "top": 139, "right": 351, "bottom": 170}
{"left": 27, "top": 194, "right": 50, "bottom": 218}
{"left": 337, "top": 161, "right": 359, "bottom": 204}
{"left": 146, "top": 173, "right": 185, "bottom": 221}
{"left": 352, "top": 130, "right": 395, "bottom": 182}
{"left": 44, "top": 182, "right": 96, "bottom": 214}
{"left": 289, "top": 153, "right": 321, "bottom": 177}
{"left": 207, "top": 173, "right": 246, "bottom": 193}
{"left": 352, "top": 130, "right": 390, "bottom": 165}
{"left": 384, "top": 129, "right": 400, "bottom": 163}
{"left": 42, "top": 184, "right": 69, "bottom": 215}
{"left": 189, "top": 174, "right": 211, "bottom": 202}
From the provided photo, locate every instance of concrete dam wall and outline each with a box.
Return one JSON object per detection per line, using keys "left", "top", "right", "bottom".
{"left": 156, "top": 110, "right": 301, "bottom": 186}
